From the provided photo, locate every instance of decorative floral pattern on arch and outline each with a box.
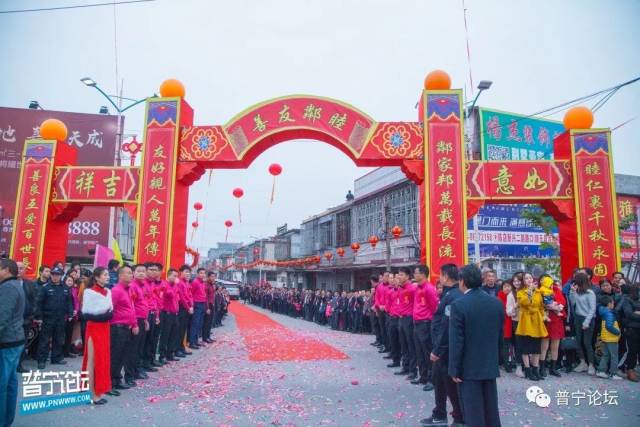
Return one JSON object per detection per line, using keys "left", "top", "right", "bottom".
{"left": 179, "top": 126, "right": 229, "bottom": 161}
{"left": 367, "top": 122, "right": 423, "bottom": 159}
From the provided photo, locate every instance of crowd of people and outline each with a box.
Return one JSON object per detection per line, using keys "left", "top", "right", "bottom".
{"left": 0, "top": 258, "right": 231, "bottom": 426}
{"left": 242, "top": 265, "right": 640, "bottom": 427}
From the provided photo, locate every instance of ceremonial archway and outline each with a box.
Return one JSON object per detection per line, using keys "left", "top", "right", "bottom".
{"left": 10, "top": 75, "right": 621, "bottom": 283}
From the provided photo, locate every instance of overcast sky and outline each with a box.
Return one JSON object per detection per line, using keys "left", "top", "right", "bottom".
{"left": 1, "top": 0, "right": 639, "bottom": 253}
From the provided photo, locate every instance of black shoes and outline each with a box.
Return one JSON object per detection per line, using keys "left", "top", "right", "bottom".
{"left": 143, "top": 365, "right": 158, "bottom": 372}
{"left": 383, "top": 356, "right": 393, "bottom": 360}
{"left": 107, "top": 390, "right": 120, "bottom": 396}
{"left": 134, "top": 372, "right": 148, "bottom": 380}
{"left": 174, "top": 352, "right": 186, "bottom": 358}
{"left": 51, "top": 360, "right": 67, "bottom": 365}
{"left": 420, "top": 416, "right": 448, "bottom": 426}
{"left": 422, "top": 382, "right": 434, "bottom": 391}
{"left": 114, "top": 383, "right": 130, "bottom": 390}
{"left": 549, "top": 360, "right": 562, "bottom": 377}
{"left": 125, "top": 380, "right": 137, "bottom": 387}
{"left": 394, "top": 370, "right": 410, "bottom": 376}
{"left": 37, "top": 362, "right": 46, "bottom": 369}
{"left": 387, "top": 362, "right": 400, "bottom": 368}
{"left": 406, "top": 373, "right": 418, "bottom": 381}
{"left": 91, "top": 398, "right": 107, "bottom": 405}
{"left": 152, "top": 360, "right": 164, "bottom": 367}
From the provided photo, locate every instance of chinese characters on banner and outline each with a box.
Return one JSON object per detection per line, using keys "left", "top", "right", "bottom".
{"left": 224, "top": 97, "right": 374, "bottom": 155}
{"left": 617, "top": 195, "right": 640, "bottom": 261}
{"left": 136, "top": 101, "right": 179, "bottom": 264}
{"left": 466, "top": 161, "right": 573, "bottom": 199}
{"left": 52, "top": 167, "right": 139, "bottom": 203}
{"left": 478, "top": 108, "right": 564, "bottom": 161}
{"left": 572, "top": 131, "right": 620, "bottom": 279}
{"left": 424, "top": 92, "right": 466, "bottom": 269}
{"left": 9, "top": 141, "right": 55, "bottom": 276}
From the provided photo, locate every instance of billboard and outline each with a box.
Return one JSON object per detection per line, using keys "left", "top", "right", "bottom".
{"left": 467, "top": 204, "right": 558, "bottom": 259}
{"left": 0, "top": 107, "right": 121, "bottom": 258}
{"left": 478, "top": 107, "right": 565, "bottom": 161}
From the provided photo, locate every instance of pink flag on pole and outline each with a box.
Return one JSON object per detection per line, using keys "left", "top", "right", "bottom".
{"left": 94, "top": 244, "right": 114, "bottom": 269}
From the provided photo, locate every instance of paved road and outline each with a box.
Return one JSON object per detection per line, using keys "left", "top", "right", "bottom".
{"left": 14, "top": 303, "right": 640, "bottom": 426}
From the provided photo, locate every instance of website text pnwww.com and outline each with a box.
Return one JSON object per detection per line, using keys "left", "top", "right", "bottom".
{"left": 20, "top": 392, "right": 91, "bottom": 415}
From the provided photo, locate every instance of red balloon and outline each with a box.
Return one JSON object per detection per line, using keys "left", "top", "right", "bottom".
{"left": 268, "top": 163, "right": 282, "bottom": 176}
{"left": 192, "top": 221, "right": 199, "bottom": 228}
{"left": 224, "top": 220, "right": 233, "bottom": 228}
{"left": 232, "top": 188, "right": 244, "bottom": 198}
{"left": 193, "top": 202, "right": 203, "bottom": 211}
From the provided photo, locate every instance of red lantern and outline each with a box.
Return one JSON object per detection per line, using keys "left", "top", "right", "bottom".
{"left": 314, "top": 255, "right": 321, "bottom": 263}
{"left": 351, "top": 242, "right": 360, "bottom": 253}
{"left": 225, "top": 220, "right": 233, "bottom": 228}
{"left": 324, "top": 252, "right": 333, "bottom": 261}
{"left": 192, "top": 221, "right": 199, "bottom": 228}
{"left": 337, "top": 247, "right": 345, "bottom": 257}
{"left": 193, "top": 202, "right": 203, "bottom": 211}
{"left": 268, "top": 163, "right": 282, "bottom": 176}
{"left": 391, "top": 225, "right": 403, "bottom": 240}
{"left": 268, "top": 163, "right": 283, "bottom": 204}
{"left": 232, "top": 187, "right": 244, "bottom": 198}
{"left": 368, "top": 235, "right": 379, "bottom": 248}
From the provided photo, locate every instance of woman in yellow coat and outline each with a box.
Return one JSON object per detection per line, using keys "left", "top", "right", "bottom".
{"left": 515, "top": 272, "right": 547, "bottom": 381}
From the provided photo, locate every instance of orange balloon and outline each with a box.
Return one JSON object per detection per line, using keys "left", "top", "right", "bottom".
{"left": 424, "top": 70, "right": 451, "bottom": 90}
{"left": 39, "top": 119, "right": 68, "bottom": 142}
{"left": 563, "top": 106, "right": 593, "bottom": 130}
{"left": 159, "top": 79, "right": 186, "bottom": 98}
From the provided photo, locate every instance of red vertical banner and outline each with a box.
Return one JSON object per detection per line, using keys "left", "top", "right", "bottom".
{"left": 135, "top": 100, "right": 180, "bottom": 266}
{"left": 571, "top": 130, "right": 621, "bottom": 280}
{"left": 423, "top": 91, "right": 467, "bottom": 272}
{"left": 9, "top": 140, "right": 56, "bottom": 278}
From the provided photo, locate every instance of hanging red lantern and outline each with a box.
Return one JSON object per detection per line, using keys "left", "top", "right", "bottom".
{"left": 193, "top": 202, "right": 203, "bottom": 211}
{"left": 391, "top": 225, "right": 403, "bottom": 240}
{"left": 224, "top": 220, "right": 233, "bottom": 242}
{"left": 232, "top": 187, "right": 244, "bottom": 223}
{"left": 351, "top": 242, "right": 360, "bottom": 253}
{"left": 268, "top": 163, "right": 283, "bottom": 204}
{"left": 314, "top": 255, "right": 322, "bottom": 263}
{"left": 324, "top": 252, "right": 333, "bottom": 261}
{"left": 368, "top": 235, "right": 379, "bottom": 248}
{"left": 337, "top": 247, "right": 345, "bottom": 257}
{"left": 192, "top": 221, "right": 199, "bottom": 228}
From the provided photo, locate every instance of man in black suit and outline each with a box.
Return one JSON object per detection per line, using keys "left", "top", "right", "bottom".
{"left": 421, "top": 264, "right": 464, "bottom": 426}
{"left": 449, "top": 264, "right": 503, "bottom": 427}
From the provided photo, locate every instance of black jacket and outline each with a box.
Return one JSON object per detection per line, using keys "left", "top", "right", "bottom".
{"left": 620, "top": 296, "right": 640, "bottom": 329}
{"left": 431, "top": 283, "right": 463, "bottom": 360}
{"left": 21, "top": 279, "right": 37, "bottom": 325}
{"left": 449, "top": 287, "right": 504, "bottom": 380}
{"left": 35, "top": 282, "right": 74, "bottom": 320}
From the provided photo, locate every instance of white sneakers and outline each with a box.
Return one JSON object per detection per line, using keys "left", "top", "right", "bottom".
{"left": 588, "top": 365, "right": 596, "bottom": 376}
{"left": 596, "top": 371, "right": 609, "bottom": 379}
{"left": 515, "top": 365, "right": 525, "bottom": 378}
{"left": 574, "top": 361, "right": 588, "bottom": 373}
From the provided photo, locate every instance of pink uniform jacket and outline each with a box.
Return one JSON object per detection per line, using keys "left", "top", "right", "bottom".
{"left": 413, "top": 281, "right": 439, "bottom": 321}
{"left": 111, "top": 282, "right": 137, "bottom": 327}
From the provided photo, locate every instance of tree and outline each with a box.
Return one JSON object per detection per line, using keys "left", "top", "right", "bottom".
{"left": 520, "top": 206, "right": 560, "bottom": 278}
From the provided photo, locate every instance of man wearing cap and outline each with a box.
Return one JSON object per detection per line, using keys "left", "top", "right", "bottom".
{"left": 35, "top": 266, "right": 74, "bottom": 369}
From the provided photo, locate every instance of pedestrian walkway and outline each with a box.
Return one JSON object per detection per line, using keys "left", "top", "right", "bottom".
{"left": 230, "top": 302, "right": 349, "bottom": 361}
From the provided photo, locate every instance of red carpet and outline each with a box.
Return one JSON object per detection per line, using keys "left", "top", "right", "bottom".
{"left": 229, "top": 303, "right": 349, "bottom": 362}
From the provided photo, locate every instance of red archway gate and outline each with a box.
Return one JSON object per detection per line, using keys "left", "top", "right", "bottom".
{"left": 10, "top": 75, "right": 621, "bottom": 283}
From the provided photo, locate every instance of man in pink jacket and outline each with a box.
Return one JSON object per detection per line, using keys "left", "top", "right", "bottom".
{"left": 412, "top": 265, "right": 439, "bottom": 390}
{"left": 109, "top": 265, "right": 138, "bottom": 392}
{"left": 188, "top": 268, "right": 207, "bottom": 349}
{"left": 175, "top": 265, "right": 193, "bottom": 357}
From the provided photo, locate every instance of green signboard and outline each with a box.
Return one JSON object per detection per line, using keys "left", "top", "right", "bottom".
{"left": 478, "top": 108, "right": 565, "bottom": 161}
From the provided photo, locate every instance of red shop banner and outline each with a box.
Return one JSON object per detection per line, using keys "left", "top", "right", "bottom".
{"left": 617, "top": 195, "right": 640, "bottom": 261}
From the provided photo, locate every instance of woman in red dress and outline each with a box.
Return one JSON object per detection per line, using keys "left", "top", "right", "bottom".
{"left": 81, "top": 267, "right": 113, "bottom": 405}
{"left": 539, "top": 274, "right": 566, "bottom": 378}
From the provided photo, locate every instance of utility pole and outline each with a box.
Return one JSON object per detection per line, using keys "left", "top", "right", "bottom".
{"left": 384, "top": 200, "right": 391, "bottom": 272}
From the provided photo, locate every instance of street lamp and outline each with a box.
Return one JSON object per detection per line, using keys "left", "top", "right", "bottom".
{"left": 79, "top": 77, "right": 150, "bottom": 113}
{"left": 99, "top": 106, "right": 109, "bottom": 114}
{"left": 28, "top": 101, "right": 43, "bottom": 110}
{"left": 466, "top": 80, "right": 493, "bottom": 118}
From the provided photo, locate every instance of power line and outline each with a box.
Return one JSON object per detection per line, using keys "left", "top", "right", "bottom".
{"left": 0, "top": 0, "right": 156, "bottom": 14}
{"left": 469, "top": 76, "right": 640, "bottom": 140}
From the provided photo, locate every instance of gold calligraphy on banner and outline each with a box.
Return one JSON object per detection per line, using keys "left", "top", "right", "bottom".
{"left": 523, "top": 167, "right": 548, "bottom": 191}
{"left": 492, "top": 165, "right": 515, "bottom": 195}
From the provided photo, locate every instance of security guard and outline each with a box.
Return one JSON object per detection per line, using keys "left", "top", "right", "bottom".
{"left": 35, "top": 267, "right": 74, "bottom": 369}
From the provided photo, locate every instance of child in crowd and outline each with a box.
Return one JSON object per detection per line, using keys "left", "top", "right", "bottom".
{"left": 597, "top": 296, "right": 623, "bottom": 380}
